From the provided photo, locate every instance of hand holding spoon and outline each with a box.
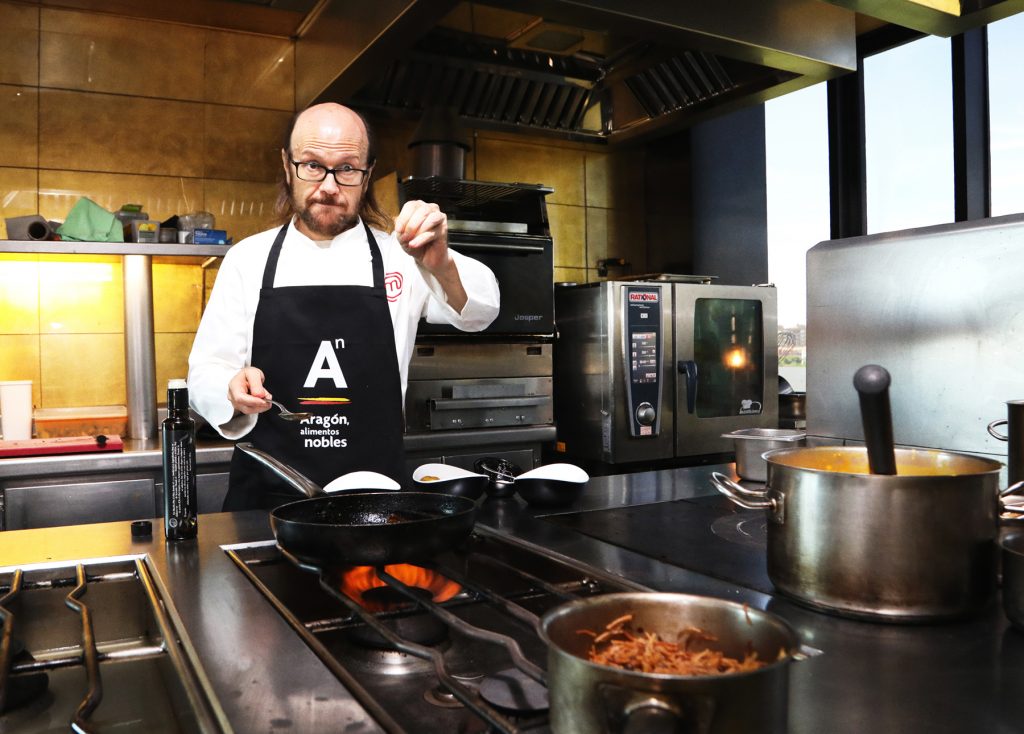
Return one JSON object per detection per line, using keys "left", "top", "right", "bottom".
{"left": 267, "top": 399, "right": 312, "bottom": 422}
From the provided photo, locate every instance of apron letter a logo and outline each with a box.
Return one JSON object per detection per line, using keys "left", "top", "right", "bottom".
{"left": 303, "top": 340, "right": 348, "bottom": 388}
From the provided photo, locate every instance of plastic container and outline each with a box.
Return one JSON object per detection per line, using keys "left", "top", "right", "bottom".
{"left": 0, "top": 380, "right": 33, "bottom": 440}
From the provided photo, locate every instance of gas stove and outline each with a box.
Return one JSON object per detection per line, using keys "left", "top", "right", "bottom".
{"left": 225, "top": 531, "right": 645, "bottom": 734}
{"left": 0, "top": 555, "right": 227, "bottom": 732}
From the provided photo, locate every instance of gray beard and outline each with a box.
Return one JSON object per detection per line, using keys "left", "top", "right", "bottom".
{"left": 291, "top": 185, "right": 360, "bottom": 238}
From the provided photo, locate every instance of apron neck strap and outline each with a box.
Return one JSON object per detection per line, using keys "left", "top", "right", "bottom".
{"left": 261, "top": 219, "right": 386, "bottom": 290}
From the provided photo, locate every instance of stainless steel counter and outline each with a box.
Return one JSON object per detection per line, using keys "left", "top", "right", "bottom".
{"left": 0, "top": 427, "right": 556, "bottom": 530}
{"left": 0, "top": 438, "right": 234, "bottom": 480}
{"left": 1, "top": 465, "right": 1021, "bottom": 733}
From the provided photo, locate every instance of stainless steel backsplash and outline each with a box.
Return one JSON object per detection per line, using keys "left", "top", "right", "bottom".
{"left": 806, "top": 212, "right": 1024, "bottom": 458}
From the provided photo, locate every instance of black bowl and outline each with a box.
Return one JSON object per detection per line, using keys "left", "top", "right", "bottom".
{"left": 474, "top": 457, "right": 521, "bottom": 498}
{"left": 414, "top": 475, "right": 487, "bottom": 500}
{"left": 515, "top": 477, "right": 586, "bottom": 508}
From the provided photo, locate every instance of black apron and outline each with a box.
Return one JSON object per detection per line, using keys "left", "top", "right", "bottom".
{"left": 223, "top": 221, "right": 406, "bottom": 511}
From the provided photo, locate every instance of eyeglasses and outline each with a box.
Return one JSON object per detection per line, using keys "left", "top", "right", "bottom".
{"left": 290, "top": 160, "right": 369, "bottom": 186}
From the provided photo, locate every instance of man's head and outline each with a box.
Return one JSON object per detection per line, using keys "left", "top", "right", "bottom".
{"left": 276, "top": 103, "right": 389, "bottom": 238}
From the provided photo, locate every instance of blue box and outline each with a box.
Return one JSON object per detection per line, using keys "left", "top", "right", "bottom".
{"left": 192, "top": 228, "right": 230, "bottom": 245}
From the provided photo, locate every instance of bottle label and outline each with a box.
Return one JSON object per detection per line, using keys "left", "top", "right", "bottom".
{"left": 164, "top": 428, "right": 197, "bottom": 540}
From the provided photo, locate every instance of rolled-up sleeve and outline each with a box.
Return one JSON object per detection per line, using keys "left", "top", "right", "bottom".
{"left": 420, "top": 250, "right": 500, "bottom": 331}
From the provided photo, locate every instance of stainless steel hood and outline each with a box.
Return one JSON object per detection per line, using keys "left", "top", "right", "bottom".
{"left": 296, "top": 0, "right": 859, "bottom": 145}
{"left": 822, "top": 0, "right": 1024, "bottom": 36}
{"left": 47, "top": 0, "right": 1019, "bottom": 145}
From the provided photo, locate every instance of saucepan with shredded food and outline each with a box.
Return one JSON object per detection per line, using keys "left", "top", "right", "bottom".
{"left": 540, "top": 592, "right": 801, "bottom": 734}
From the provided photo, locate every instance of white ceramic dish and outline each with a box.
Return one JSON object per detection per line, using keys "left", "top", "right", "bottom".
{"left": 413, "top": 463, "right": 486, "bottom": 482}
{"left": 323, "top": 470, "right": 401, "bottom": 493}
{"left": 517, "top": 463, "right": 589, "bottom": 483}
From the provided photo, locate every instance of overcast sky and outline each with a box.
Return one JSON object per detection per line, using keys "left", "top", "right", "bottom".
{"left": 764, "top": 12, "right": 1024, "bottom": 329}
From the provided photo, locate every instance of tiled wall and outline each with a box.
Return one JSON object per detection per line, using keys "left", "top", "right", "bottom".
{"left": 369, "top": 118, "right": 649, "bottom": 284}
{"left": 0, "top": 2, "right": 293, "bottom": 411}
{"left": 0, "top": 2, "right": 647, "bottom": 413}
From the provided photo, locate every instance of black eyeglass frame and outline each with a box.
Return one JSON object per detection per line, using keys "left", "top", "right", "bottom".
{"left": 290, "top": 159, "right": 370, "bottom": 186}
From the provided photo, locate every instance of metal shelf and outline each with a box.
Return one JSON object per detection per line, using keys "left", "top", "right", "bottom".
{"left": 0, "top": 240, "right": 230, "bottom": 257}
{"left": 1, "top": 240, "right": 230, "bottom": 440}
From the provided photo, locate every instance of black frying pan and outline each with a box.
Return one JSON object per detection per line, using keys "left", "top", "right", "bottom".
{"left": 236, "top": 443, "right": 477, "bottom": 567}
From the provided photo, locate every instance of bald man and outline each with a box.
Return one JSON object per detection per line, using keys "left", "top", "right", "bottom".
{"left": 188, "top": 103, "right": 499, "bottom": 510}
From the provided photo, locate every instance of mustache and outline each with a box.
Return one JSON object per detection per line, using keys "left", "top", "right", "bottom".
{"left": 309, "top": 193, "right": 343, "bottom": 205}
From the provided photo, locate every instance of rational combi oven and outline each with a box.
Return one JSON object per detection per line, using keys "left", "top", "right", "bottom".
{"left": 553, "top": 277, "right": 778, "bottom": 465}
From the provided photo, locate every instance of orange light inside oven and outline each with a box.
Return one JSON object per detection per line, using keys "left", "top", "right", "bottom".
{"left": 337, "top": 564, "right": 462, "bottom": 612}
{"left": 723, "top": 347, "right": 748, "bottom": 369}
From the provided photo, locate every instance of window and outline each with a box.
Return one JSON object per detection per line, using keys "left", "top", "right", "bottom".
{"left": 989, "top": 12, "right": 1024, "bottom": 216}
{"left": 765, "top": 82, "right": 829, "bottom": 392}
{"left": 864, "top": 35, "right": 954, "bottom": 233}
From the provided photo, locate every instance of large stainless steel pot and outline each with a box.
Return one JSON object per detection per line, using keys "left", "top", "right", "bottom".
{"left": 1003, "top": 530, "right": 1024, "bottom": 631}
{"left": 712, "top": 446, "right": 1005, "bottom": 621}
{"left": 540, "top": 592, "right": 800, "bottom": 734}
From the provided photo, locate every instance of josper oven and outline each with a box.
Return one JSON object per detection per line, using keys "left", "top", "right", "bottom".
{"left": 554, "top": 278, "right": 778, "bottom": 464}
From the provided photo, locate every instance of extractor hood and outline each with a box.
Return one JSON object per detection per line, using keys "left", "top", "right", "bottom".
{"left": 822, "top": 0, "right": 1024, "bottom": 36}
{"left": 295, "top": 0, "right": 859, "bottom": 146}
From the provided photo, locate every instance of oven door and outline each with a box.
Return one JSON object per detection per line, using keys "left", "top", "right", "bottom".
{"left": 673, "top": 284, "right": 778, "bottom": 457}
{"left": 416, "top": 232, "right": 554, "bottom": 336}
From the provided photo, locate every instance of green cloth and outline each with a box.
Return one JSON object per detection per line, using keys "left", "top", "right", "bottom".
{"left": 56, "top": 198, "right": 124, "bottom": 242}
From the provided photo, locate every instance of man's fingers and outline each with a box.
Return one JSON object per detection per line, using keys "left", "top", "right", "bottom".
{"left": 405, "top": 230, "right": 438, "bottom": 250}
{"left": 229, "top": 367, "right": 271, "bottom": 414}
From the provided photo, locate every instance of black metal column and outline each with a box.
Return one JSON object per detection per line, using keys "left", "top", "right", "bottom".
{"left": 952, "top": 27, "right": 991, "bottom": 221}
{"left": 827, "top": 64, "right": 866, "bottom": 240}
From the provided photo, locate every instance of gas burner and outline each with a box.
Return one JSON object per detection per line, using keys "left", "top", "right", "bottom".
{"left": 478, "top": 668, "right": 549, "bottom": 714}
{"left": 337, "top": 638, "right": 447, "bottom": 676}
{"left": 226, "top": 533, "right": 637, "bottom": 733}
{"left": 346, "top": 587, "right": 449, "bottom": 649}
{"left": 423, "top": 673, "right": 483, "bottom": 709}
{"left": 710, "top": 513, "right": 768, "bottom": 549}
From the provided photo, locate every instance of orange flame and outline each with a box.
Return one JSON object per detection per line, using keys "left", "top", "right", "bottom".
{"left": 337, "top": 564, "right": 462, "bottom": 612}
{"left": 723, "top": 347, "right": 748, "bottom": 369}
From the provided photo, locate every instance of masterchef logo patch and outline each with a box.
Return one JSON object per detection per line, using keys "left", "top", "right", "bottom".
{"left": 385, "top": 271, "right": 403, "bottom": 302}
{"left": 628, "top": 291, "right": 659, "bottom": 303}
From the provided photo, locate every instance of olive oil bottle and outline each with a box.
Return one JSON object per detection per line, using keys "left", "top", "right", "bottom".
{"left": 162, "top": 379, "right": 197, "bottom": 540}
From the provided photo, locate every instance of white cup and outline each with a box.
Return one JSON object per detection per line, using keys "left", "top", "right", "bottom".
{"left": 0, "top": 380, "right": 33, "bottom": 440}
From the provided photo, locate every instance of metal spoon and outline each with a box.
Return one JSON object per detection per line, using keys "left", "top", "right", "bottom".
{"left": 266, "top": 399, "right": 312, "bottom": 422}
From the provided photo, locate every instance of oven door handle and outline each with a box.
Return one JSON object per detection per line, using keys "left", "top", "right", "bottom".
{"left": 430, "top": 396, "right": 551, "bottom": 411}
{"left": 448, "top": 242, "right": 546, "bottom": 254}
{"left": 678, "top": 360, "right": 698, "bottom": 414}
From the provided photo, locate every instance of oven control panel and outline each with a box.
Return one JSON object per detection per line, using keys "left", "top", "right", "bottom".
{"left": 623, "top": 285, "right": 662, "bottom": 437}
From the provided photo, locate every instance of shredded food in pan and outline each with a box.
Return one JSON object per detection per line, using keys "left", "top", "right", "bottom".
{"left": 578, "top": 613, "right": 769, "bottom": 676}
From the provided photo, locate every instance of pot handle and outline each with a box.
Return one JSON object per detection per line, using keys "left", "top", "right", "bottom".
{"left": 988, "top": 419, "right": 1009, "bottom": 441}
{"left": 599, "top": 683, "right": 713, "bottom": 734}
{"left": 710, "top": 472, "right": 774, "bottom": 511}
{"left": 621, "top": 700, "right": 688, "bottom": 734}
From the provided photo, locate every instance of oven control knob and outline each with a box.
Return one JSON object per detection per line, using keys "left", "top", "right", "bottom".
{"left": 636, "top": 402, "right": 656, "bottom": 426}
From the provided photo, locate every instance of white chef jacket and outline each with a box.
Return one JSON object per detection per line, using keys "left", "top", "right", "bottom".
{"left": 187, "top": 217, "right": 500, "bottom": 439}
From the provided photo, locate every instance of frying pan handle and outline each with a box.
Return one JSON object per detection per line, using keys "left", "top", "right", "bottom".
{"left": 235, "top": 442, "right": 324, "bottom": 498}
{"left": 710, "top": 472, "right": 774, "bottom": 511}
{"left": 853, "top": 365, "right": 898, "bottom": 475}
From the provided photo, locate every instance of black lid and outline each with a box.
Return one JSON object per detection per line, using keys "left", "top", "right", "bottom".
{"left": 131, "top": 520, "right": 152, "bottom": 538}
